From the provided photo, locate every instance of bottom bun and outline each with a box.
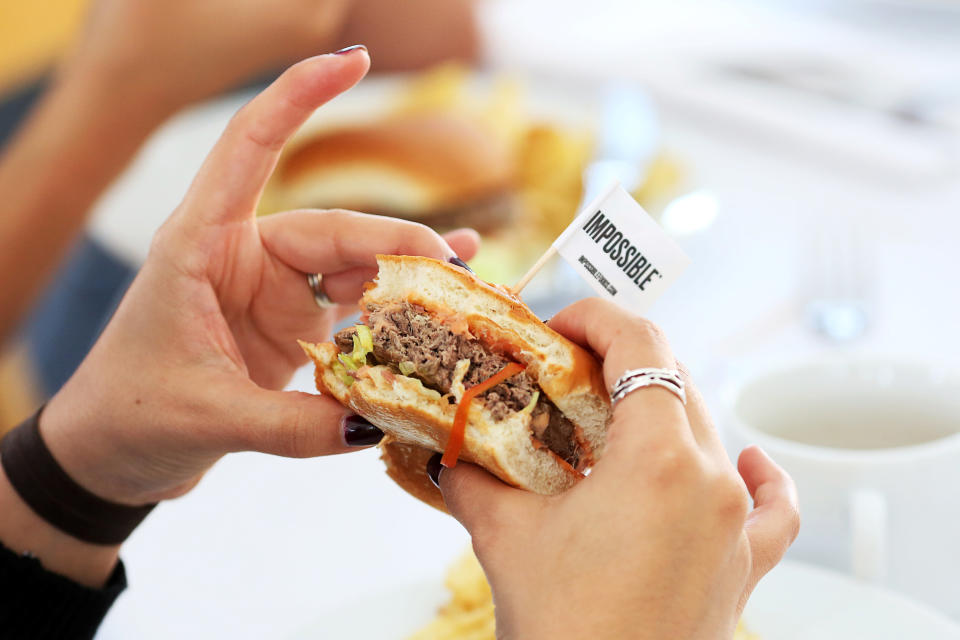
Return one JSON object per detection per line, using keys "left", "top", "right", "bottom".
{"left": 380, "top": 438, "right": 448, "bottom": 513}
{"left": 299, "top": 341, "right": 580, "bottom": 510}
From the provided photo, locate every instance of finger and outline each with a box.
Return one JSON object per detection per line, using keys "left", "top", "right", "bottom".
{"left": 548, "top": 298, "right": 676, "bottom": 389}
{"left": 181, "top": 49, "right": 370, "bottom": 226}
{"left": 442, "top": 228, "right": 481, "bottom": 262}
{"left": 259, "top": 209, "right": 460, "bottom": 279}
{"left": 320, "top": 265, "right": 378, "bottom": 304}
{"left": 738, "top": 446, "right": 800, "bottom": 587}
{"left": 225, "top": 385, "right": 364, "bottom": 458}
{"left": 547, "top": 298, "right": 690, "bottom": 450}
{"left": 438, "top": 461, "right": 532, "bottom": 543}
{"left": 281, "top": 224, "right": 482, "bottom": 308}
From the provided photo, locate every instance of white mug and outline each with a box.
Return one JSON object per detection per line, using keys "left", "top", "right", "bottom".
{"left": 721, "top": 357, "right": 960, "bottom": 618}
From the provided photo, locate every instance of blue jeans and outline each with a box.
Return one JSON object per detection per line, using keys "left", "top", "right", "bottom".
{"left": 23, "top": 236, "right": 135, "bottom": 396}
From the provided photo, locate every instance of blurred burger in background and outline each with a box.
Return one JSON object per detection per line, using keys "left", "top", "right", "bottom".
{"left": 269, "top": 111, "right": 518, "bottom": 234}
{"left": 260, "top": 65, "right": 682, "bottom": 285}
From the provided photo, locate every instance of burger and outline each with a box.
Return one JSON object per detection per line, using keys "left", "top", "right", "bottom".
{"left": 270, "top": 113, "right": 519, "bottom": 233}
{"left": 300, "top": 255, "right": 611, "bottom": 511}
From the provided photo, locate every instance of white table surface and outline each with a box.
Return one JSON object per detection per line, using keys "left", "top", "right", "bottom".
{"left": 92, "top": 1, "right": 960, "bottom": 637}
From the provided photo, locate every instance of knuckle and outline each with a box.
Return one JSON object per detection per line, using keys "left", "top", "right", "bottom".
{"left": 713, "top": 477, "right": 751, "bottom": 524}
{"left": 405, "top": 220, "right": 444, "bottom": 248}
{"left": 230, "top": 103, "right": 283, "bottom": 152}
{"left": 646, "top": 445, "right": 696, "bottom": 487}
{"left": 785, "top": 503, "right": 802, "bottom": 543}
{"left": 630, "top": 316, "right": 668, "bottom": 347}
{"left": 148, "top": 218, "right": 175, "bottom": 255}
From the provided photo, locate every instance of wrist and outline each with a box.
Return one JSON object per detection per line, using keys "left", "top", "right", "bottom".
{"left": 40, "top": 354, "right": 216, "bottom": 507}
{"left": 40, "top": 382, "right": 151, "bottom": 508}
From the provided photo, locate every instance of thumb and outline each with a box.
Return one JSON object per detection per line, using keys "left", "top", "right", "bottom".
{"left": 436, "top": 459, "right": 532, "bottom": 541}
{"left": 226, "top": 385, "right": 363, "bottom": 458}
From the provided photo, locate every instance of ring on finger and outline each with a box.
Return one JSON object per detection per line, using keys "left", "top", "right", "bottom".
{"left": 306, "top": 273, "right": 337, "bottom": 309}
{"left": 610, "top": 367, "right": 686, "bottom": 408}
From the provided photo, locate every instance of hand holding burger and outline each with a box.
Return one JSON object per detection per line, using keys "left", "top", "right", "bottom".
{"left": 0, "top": 48, "right": 479, "bottom": 590}
{"left": 435, "top": 298, "right": 801, "bottom": 639}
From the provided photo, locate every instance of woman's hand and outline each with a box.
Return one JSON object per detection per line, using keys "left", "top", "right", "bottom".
{"left": 436, "top": 299, "right": 799, "bottom": 639}
{"left": 37, "top": 49, "right": 477, "bottom": 511}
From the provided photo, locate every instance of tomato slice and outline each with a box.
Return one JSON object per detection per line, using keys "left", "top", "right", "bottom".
{"left": 441, "top": 362, "right": 526, "bottom": 468}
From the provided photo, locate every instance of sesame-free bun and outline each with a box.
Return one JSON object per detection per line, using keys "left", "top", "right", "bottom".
{"left": 299, "top": 255, "right": 611, "bottom": 511}
{"left": 272, "top": 114, "right": 517, "bottom": 230}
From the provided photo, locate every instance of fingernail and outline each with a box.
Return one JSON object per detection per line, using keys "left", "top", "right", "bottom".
{"left": 448, "top": 256, "right": 473, "bottom": 273}
{"left": 426, "top": 453, "right": 443, "bottom": 488}
{"left": 333, "top": 44, "right": 367, "bottom": 55}
{"left": 343, "top": 415, "right": 383, "bottom": 446}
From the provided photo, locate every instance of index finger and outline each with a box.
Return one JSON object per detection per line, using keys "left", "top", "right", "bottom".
{"left": 258, "top": 209, "right": 460, "bottom": 280}
{"left": 547, "top": 298, "right": 676, "bottom": 390}
{"left": 548, "top": 298, "right": 692, "bottom": 449}
{"left": 178, "top": 48, "right": 370, "bottom": 227}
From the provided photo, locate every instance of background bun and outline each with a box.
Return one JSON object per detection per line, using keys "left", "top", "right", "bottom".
{"left": 271, "top": 113, "right": 517, "bottom": 231}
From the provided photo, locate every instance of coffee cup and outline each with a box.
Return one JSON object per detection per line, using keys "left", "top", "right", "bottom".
{"left": 721, "top": 357, "right": 960, "bottom": 617}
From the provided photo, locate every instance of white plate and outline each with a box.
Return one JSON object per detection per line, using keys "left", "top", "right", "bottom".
{"left": 292, "top": 560, "right": 960, "bottom": 639}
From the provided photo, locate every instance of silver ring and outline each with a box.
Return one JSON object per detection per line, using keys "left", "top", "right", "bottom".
{"left": 611, "top": 367, "right": 686, "bottom": 408}
{"left": 306, "top": 273, "right": 336, "bottom": 309}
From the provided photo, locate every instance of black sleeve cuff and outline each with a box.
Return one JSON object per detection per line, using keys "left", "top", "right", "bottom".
{"left": 0, "top": 539, "right": 126, "bottom": 640}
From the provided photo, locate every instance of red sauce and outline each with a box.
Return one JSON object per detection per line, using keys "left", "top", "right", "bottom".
{"left": 441, "top": 362, "right": 525, "bottom": 468}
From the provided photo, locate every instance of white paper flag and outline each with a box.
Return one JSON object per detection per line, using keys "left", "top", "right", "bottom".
{"left": 553, "top": 182, "right": 690, "bottom": 314}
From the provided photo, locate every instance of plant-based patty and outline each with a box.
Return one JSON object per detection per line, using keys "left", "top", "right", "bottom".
{"left": 334, "top": 303, "right": 581, "bottom": 467}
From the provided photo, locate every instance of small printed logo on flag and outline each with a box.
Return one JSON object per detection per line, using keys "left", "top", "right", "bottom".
{"left": 553, "top": 182, "right": 690, "bottom": 314}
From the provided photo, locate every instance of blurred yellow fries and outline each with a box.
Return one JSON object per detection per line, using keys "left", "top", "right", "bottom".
{"left": 407, "top": 551, "right": 495, "bottom": 640}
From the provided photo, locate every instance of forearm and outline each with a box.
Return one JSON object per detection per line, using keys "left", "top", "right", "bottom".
{"left": 0, "top": 464, "right": 120, "bottom": 589}
{"left": 0, "top": 60, "right": 170, "bottom": 344}
{"left": 337, "top": 0, "right": 480, "bottom": 71}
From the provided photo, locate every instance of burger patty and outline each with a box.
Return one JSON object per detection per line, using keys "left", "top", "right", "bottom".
{"left": 334, "top": 302, "right": 581, "bottom": 468}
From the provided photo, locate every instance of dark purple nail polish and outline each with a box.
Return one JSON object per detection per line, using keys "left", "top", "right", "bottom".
{"left": 426, "top": 453, "right": 443, "bottom": 488}
{"left": 333, "top": 44, "right": 367, "bottom": 55}
{"left": 343, "top": 415, "right": 383, "bottom": 446}
{"left": 448, "top": 256, "right": 473, "bottom": 273}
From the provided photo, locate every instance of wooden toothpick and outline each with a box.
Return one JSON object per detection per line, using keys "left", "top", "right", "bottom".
{"left": 511, "top": 245, "right": 557, "bottom": 295}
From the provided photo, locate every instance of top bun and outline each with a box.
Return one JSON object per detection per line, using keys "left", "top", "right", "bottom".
{"left": 272, "top": 114, "right": 515, "bottom": 221}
